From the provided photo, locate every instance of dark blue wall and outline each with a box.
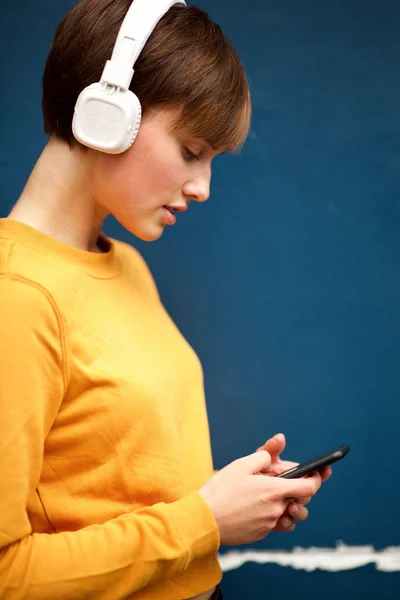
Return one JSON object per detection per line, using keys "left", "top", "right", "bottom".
{"left": 1, "top": 1, "right": 399, "bottom": 598}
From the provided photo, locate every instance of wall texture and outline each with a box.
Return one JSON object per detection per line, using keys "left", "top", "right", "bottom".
{"left": 1, "top": 1, "right": 399, "bottom": 598}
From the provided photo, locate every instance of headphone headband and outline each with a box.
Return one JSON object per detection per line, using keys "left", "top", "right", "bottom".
{"left": 73, "top": 0, "right": 187, "bottom": 153}
{"left": 101, "top": 0, "right": 186, "bottom": 91}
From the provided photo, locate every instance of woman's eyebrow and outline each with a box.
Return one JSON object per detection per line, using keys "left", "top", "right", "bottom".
{"left": 202, "top": 139, "right": 226, "bottom": 156}
{"left": 184, "top": 131, "right": 227, "bottom": 156}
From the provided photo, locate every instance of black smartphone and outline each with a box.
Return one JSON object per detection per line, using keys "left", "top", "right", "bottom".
{"left": 276, "top": 444, "right": 350, "bottom": 479}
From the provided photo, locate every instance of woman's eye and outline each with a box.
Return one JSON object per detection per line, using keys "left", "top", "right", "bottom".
{"left": 183, "top": 147, "right": 200, "bottom": 161}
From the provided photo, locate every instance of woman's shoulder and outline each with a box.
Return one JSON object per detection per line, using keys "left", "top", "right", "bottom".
{"left": 111, "top": 237, "right": 152, "bottom": 275}
{"left": 111, "top": 237, "right": 160, "bottom": 299}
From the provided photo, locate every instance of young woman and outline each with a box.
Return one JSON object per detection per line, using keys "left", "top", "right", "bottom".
{"left": 0, "top": 1, "right": 330, "bottom": 598}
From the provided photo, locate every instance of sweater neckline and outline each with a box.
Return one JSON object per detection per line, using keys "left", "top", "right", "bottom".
{"left": 0, "top": 218, "right": 121, "bottom": 279}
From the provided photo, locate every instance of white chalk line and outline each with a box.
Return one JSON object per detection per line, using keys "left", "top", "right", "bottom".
{"left": 218, "top": 541, "right": 400, "bottom": 573}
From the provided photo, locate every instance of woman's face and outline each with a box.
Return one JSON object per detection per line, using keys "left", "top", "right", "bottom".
{"left": 90, "top": 107, "right": 220, "bottom": 241}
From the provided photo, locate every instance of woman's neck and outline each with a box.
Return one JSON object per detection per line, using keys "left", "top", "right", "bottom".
{"left": 8, "top": 137, "right": 108, "bottom": 253}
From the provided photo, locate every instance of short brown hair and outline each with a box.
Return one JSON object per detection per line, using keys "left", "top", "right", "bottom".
{"left": 42, "top": 0, "right": 251, "bottom": 152}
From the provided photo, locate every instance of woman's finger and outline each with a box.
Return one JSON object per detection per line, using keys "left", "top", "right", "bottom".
{"left": 273, "top": 515, "right": 296, "bottom": 532}
{"left": 287, "top": 502, "right": 309, "bottom": 521}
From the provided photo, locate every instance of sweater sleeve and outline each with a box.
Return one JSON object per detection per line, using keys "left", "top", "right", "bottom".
{"left": 0, "top": 275, "right": 220, "bottom": 599}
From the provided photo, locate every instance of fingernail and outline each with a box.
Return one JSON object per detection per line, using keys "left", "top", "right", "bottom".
{"left": 275, "top": 433, "right": 284, "bottom": 439}
{"left": 284, "top": 518, "right": 293, "bottom": 528}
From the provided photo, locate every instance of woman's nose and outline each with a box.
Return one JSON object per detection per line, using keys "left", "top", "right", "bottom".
{"left": 183, "top": 165, "right": 211, "bottom": 203}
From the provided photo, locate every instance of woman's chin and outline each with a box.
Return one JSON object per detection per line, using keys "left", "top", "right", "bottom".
{"left": 132, "top": 224, "right": 165, "bottom": 242}
{"left": 116, "top": 213, "right": 166, "bottom": 242}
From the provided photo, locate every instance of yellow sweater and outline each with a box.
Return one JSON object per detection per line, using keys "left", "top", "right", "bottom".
{"left": 0, "top": 219, "right": 221, "bottom": 599}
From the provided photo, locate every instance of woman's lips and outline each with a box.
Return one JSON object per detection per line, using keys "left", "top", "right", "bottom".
{"left": 162, "top": 206, "right": 177, "bottom": 225}
{"left": 162, "top": 204, "right": 188, "bottom": 225}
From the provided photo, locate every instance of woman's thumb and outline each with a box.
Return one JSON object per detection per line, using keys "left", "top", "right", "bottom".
{"left": 239, "top": 450, "right": 272, "bottom": 474}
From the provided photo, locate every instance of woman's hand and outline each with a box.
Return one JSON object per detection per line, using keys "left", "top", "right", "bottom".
{"left": 199, "top": 450, "right": 321, "bottom": 545}
{"left": 256, "top": 433, "right": 332, "bottom": 532}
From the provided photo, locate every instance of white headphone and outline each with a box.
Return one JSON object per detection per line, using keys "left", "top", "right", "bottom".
{"left": 72, "top": 0, "right": 186, "bottom": 154}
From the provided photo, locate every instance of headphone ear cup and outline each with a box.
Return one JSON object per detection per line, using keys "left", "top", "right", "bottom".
{"left": 72, "top": 83, "right": 142, "bottom": 154}
{"left": 125, "top": 92, "right": 142, "bottom": 149}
